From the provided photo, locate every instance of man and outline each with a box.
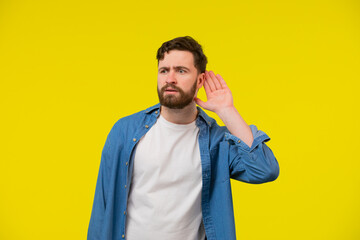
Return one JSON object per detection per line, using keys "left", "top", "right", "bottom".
{"left": 88, "top": 36, "right": 279, "bottom": 240}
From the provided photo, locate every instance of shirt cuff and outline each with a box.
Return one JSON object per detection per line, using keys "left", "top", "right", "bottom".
{"left": 224, "top": 125, "right": 271, "bottom": 152}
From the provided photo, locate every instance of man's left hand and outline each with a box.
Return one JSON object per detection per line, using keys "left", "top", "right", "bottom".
{"left": 194, "top": 70, "right": 234, "bottom": 115}
{"left": 195, "top": 70, "right": 254, "bottom": 147}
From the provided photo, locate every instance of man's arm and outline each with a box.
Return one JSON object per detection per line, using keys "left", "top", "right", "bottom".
{"left": 194, "top": 70, "right": 253, "bottom": 147}
{"left": 195, "top": 70, "right": 279, "bottom": 183}
{"left": 87, "top": 136, "right": 111, "bottom": 239}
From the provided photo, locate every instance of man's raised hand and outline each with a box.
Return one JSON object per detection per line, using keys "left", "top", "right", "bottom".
{"left": 194, "top": 70, "right": 234, "bottom": 115}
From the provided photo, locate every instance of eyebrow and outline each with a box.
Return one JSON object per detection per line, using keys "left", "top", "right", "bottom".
{"left": 158, "top": 66, "right": 191, "bottom": 71}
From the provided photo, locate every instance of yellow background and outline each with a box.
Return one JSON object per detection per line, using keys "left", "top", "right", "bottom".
{"left": 1, "top": 0, "right": 359, "bottom": 239}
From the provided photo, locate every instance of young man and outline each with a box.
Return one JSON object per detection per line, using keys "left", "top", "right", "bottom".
{"left": 88, "top": 36, "right": 279, "bottom": 240}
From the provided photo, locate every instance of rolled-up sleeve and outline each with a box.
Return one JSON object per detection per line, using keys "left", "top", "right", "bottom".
{"left": 225, "top": 125, "right": 280, "bottom": 184}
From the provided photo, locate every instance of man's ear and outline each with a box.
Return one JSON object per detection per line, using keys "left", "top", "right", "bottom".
{"left": 197, "top": 72, "right": 205, "bottom": 89}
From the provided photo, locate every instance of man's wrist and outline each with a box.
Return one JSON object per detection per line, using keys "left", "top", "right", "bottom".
{"left": 216, "top": 105, "right": 237, "bottom": 121}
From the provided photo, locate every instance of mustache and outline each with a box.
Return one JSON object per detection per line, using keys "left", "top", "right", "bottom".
{"left": 160, "top": 84, "right": 183, "bottom": 93}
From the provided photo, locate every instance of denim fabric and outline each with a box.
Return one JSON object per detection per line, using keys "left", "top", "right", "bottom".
{"left": 88, "top": 103, "right": 279, "bottom": 240}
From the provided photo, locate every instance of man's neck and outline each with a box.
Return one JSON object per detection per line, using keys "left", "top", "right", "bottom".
{"left": 160, "top": 102, "right": 198, "bottom": 124}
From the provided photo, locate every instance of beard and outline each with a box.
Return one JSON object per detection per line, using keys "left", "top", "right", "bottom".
{"left": 157, "top": 79, "right": 197, "bottom": 109}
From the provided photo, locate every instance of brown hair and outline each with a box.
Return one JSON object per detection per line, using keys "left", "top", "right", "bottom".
{"left": 156, "top": 36, "right": 207, "bottom": 74}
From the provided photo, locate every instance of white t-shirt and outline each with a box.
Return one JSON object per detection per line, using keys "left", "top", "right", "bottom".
{"left": 125, "top": 114, "right": 205, "bottom": 240}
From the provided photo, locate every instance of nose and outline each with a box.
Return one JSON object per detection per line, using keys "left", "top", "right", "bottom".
{"left": 165, "top": 70, "right": 177, "bottom": 84}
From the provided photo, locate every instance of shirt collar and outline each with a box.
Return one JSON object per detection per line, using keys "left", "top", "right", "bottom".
{"left": 144, "top": 103, "right": 161, "bottom": 114}
{"left": 196, "top": 106, "right": 213, "bottom": 127}
{"left": 144, "top": 103, "right": 213, "bottom": 127}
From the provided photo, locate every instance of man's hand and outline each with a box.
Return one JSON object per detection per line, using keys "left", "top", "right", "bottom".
{"left": 195, "top": 70, "right": 254, "bottom": 148}
{"left": 194, "top": 70, "right": 234, "bottom": 115}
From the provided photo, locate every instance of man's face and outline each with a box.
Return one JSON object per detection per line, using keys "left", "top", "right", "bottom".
{"left": 157, "top": 50, "right": 204, "bottom": 109}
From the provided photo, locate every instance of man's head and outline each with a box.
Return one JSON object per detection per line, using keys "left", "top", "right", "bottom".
{"left": 156, "top": 36, "right": 207, "bottom": 74}
{"left": 156, "top": 36, "right": 207, "bottom": 109}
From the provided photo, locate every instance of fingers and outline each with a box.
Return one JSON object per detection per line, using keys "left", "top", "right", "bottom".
{"left": 216, "top": 74, "right": 229, "bottom": 89}
{"left": 205, "top": 71, "right": 216, "bottom": 92}
{"left": 205, "top": 70, "right": 227, "bottom": 90}
{"left": 203, "top": 80, "right": 211, "bottom": 98}
{"left": 209, "top": 71, "right": 222, "bottom": 89}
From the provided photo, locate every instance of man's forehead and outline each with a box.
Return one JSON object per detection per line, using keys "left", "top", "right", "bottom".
{"left": 158, "top": 50, "right": 195, "bottom": 68}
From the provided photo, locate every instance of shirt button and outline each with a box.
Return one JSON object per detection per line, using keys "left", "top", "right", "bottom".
{"left": 123, "top": 211, "right": 126, "bottom": 215}
{"left": 124, "top": 185, "right": 127, "bottom": 188}
{"left": 238, "top": 140, "right": 241, "bottom": 143}
{"left": 125, "top": 162, "right": 128, "bottom": 165}
{"left": 122, "top": 234, "right": 125, "bottom": 238}
{"left": 145, "top": 125, "right": 149, "bottom": 128}
{"left": 133, "top": 138, "right": 136, "bottom": 142}
{"left": 155, "top": 111, "right": 158, "bottom": 114}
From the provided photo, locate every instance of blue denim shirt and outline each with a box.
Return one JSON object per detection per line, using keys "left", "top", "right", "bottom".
{"left": 88, "top": 103, "right": 279, "bottom": 240}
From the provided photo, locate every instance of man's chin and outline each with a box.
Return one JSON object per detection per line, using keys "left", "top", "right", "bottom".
{"left": 161, "top": 100, "right": 194, "bottom": 109}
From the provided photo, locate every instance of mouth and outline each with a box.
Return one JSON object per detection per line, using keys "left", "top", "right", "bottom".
{"left": 165, "top": 88, "right": 178, "bottom": 93}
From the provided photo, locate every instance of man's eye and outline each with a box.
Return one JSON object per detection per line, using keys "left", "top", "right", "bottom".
{"left": 160, "top": 69, "right": 167, "bottom": 73}
{"left": 179, "top": 69, "right": 185, "bottom": 73}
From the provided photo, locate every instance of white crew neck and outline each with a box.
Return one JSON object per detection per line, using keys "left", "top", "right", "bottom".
{"left": 158, "top": 114, "right": 197, "bottom": 130}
